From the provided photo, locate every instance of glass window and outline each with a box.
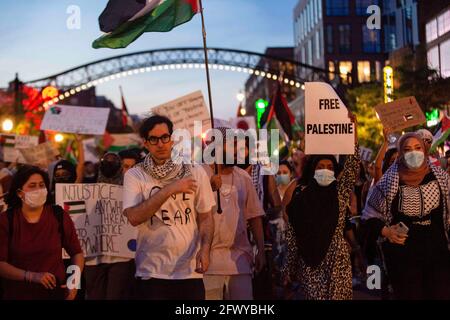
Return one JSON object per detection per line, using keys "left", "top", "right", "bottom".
{"left": 357, "top": 61, "right": 371, "bottom": 83}
{"left": 318, "top": 0, "right": 322, "bottom": 19}
{"left": 384, "top": 24, "right": 396, "bottom": 52}
{"left": 316, "top": 30, "right": 321, "bottom": 60}
{"left": 362, "top": 25, "right": 381, "bottom": 53}
{"left": 426, "top": 19, "right": 438, "bottom": 43}
{"left": 440, "top": 39, "right": 450, "bottom": 78}
{"left": 356, "top": 0, "right": 379, "bottom": 16}
{"left": 375, "top": 61, "right": 381, "bottom": 81}
{"left": 308, "top": 40, "right": 313, "bottom": 65}
{"left": 427, "top": 46, "right": 440, "bottom": 74}
{"left": 338, "top": 25, "right": 351, "bottom": 53}
{"left": 326, "top": 25, "right": 333, "bottom": 54}
{"left": 305, "top": 5, "right": 309, "bottom": 33}
{"left": 438, "top": 9, "right": 450, "bottom": 37}
{"left": 312, "top": 0, "right": 316, "bottom": 25}
{"left": 326, "top": 0, "right": 349, "bottom": 16}
{"left": 339, "top": 61, "right": 352, "bottom": 84}
{"left": 302, "top": 11, "right": 306, "bottom": 40}
{"left": 329, "top": 61, "right": 335, "bottom": 80}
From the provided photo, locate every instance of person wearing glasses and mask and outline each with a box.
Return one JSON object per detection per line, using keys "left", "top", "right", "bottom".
{"left": 363, "top": 132, "right": 450, "bottom": 299}
{"left": 0, "top": 166, "right": 84, "bottom": 300}
{"left": 123, "top": 115, "right": 215, "bottom": 300}
{"left": 282, "top": 113, "right": 361, "bottom": 300}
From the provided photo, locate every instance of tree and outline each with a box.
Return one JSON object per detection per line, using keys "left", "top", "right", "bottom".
{"left": 346, "top": 83, "right": 384, "bottom": 152}
{"left": 396, "top": 46, "right": 450, "bottom": 113}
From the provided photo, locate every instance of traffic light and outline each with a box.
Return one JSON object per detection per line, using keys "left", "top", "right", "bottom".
{"left": 426, "top": 109, "right": 440, "bottom": 127}
{"left": 255, "top": 98, "right": 269, "bottom": 128}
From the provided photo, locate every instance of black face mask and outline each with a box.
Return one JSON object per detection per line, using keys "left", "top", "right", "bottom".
{"left": 100, "top": 161, "right": 121, "bottom": 178}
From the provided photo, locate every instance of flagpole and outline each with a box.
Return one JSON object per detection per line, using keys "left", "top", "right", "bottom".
{"left": 198, "top": 0, "right": 222, "bottom": 214}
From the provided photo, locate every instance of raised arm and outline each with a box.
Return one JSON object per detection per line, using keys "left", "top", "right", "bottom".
{"left": 74, "top": 135, "right": 85, "bottom": 184}
{"left": 373, "top": 128, "right": 390, "bottom": 184}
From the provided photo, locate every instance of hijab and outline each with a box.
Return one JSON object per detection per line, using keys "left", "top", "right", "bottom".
{"left": 397, "top": 132, "right": 430, "bottom": 186}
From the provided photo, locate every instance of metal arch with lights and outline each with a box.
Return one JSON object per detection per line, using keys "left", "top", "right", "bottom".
{"left": 23, "top": 47, "right": 337, "bottom": 108}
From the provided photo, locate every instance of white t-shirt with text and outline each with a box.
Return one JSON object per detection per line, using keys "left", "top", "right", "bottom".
{"left": 123, "top": 164, "right": 215, "bottom": 280}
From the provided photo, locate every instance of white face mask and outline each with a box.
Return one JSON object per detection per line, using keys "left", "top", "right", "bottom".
{"left": 404, "top": 151, "right": 425, "bottom": 169}
{"left": 22, "top": 188, "right": 48, "bottom": 208}
{"left": 314, "top": 169, "right": 336, "bottom": 187}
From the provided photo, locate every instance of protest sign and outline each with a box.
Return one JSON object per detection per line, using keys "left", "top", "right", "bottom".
{"left": 83, "top": 138, "right": 100, "bottom": 164}
{"left": 41, "top": 105, "right": 110, "bottom": 135}
{"left": 55, "top": 183, "right": 137, "bottom": 259}
{"left": 151, "top": 91, "right": 211, "bottom": 136}
{"left": 359, "top": 147, "right": 373, "bottom": 162}
{"left": 18, "top": 142, "right": 59, "bottom": 168}
{"left": 305, "top": 82, "right": 354, "bottom": 155}
{"left": 0, "top": 134, "right": 39, "bottom": 163}
{"left": 374, "top": 97, "right": 425, "bottom": 132}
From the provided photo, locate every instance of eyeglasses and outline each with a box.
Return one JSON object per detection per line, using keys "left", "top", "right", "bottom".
{"left": 146, "top": 134, "right": 171, "bottom": 145}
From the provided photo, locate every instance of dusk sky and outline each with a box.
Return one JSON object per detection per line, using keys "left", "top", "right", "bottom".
{"left": 0, "top": 0, "right": 298, "bottom": 120}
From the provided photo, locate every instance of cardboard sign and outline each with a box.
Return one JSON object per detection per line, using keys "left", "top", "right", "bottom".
{"left": 305, "top": 82, "right": 355, "bottom": 155}
{"left": 151, "top": 91, "right": 211, "bottom": 137}
{"left": 0, "top": 134, "right": 39, "bottom": 163}
{"left": 55, "top": 183, "right": 137, "bottom": 259}
{"left": 18, "top": 142, "right": 59, "bottom": 168}
{"left": 41, "top": 105, "right": 110, "bottom": 135}
{"left": 83, "top": 138, "right": 100, "bottom": 164}
{"left": 359, "top": 147, "right": 373, "bottom": 162}
{"left": 374, "top": 97, "right": 425, "bottom": 132}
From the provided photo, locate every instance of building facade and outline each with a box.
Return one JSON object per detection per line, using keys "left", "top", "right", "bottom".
{"left": 294, "top": 0, "right": 387, "bottom": 85}
{"left": 425, "top": 4, "right": 450, "bottom": 78}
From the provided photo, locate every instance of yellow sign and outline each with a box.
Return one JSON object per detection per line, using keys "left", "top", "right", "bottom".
{"left": 383, "top": 66, "right": 394, "bottom": 103}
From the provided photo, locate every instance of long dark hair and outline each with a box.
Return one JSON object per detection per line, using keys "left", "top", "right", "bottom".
{"left": 5, "top": 165, "right": 52, "bottom": 209}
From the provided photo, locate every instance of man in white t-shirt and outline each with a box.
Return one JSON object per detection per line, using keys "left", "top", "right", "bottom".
{"left": 202, "top": 127, "right": 266, "bottom": 300}
{"left": 123, "top": 115, "right": 215, "bottom": 300}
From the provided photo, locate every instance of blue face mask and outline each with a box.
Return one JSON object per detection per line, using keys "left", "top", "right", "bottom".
{"left": 314, "top": 169, "right": 336, "bottom": 187}
{"left": 276, "top": 174, "right": 291, "bottom": 186}
{"left": 404, "top": 151, "right": 425, "bottom": 169}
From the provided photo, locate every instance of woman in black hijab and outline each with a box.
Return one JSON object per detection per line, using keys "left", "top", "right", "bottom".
{"left": 282, "top": 115, "right": 361, "bottom": 300}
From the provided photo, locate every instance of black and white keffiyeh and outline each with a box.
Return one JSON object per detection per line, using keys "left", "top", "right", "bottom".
{"left": 139, "top": 153, "right": 192, "bottom": 184}
{"left": 363, "top": 161, "right": 450, "bottom": 239}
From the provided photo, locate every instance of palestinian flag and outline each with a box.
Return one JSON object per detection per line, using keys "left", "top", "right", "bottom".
{"left": 431, "top": 113, "right": 450, "bottom": 153}
{"left": 64, "top": 201, "right": 87, "bottom": 215}
{"left": 0, "top": 134, "right": 16, "bottom": 148}
{"left": 260, "top": 83, "right": 296, "bottom": 140}
{"left": 93, "top": 0, "right": 200, "bottom": 49}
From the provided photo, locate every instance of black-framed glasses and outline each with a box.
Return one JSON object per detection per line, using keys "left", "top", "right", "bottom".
{"left": 146, "top": 134, "right": 171, "bottom": 145}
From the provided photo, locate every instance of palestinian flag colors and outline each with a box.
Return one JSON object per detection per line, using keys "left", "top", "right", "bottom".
{"left": 93, "top": 0, "right": 200, "bottom": 49}
{"left": 0, "top": 134, "right": 16, "bottom": 148}
{"left": 259, "top": 83, "right": 296, "bottom": 140}
{"left": 431, "top": 112, "right": 450, "bottom": 152}
{"left": 64, "top": 201, "right": 87, "bottom": 215}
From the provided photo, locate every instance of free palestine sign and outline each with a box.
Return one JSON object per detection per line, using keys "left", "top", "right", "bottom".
{"left": 305, "top": 82, "right": 354, "bottom": 155}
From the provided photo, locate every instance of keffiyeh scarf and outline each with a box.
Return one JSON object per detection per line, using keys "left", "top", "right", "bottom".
{"left": 139, "top": 153, "right": 192, "bottom": 184}
{"left": 363, "top": 161, "right": 450, "bottom": 243}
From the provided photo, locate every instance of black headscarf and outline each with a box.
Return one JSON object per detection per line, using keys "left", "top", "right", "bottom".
{"left": 288, "top": 155, "right": 340, "bottom": 268}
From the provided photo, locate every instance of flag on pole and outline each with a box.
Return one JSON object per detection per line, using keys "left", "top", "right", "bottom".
{"left": 431, "top": 112, "right": 450, "bottom": 152}
{"left": 120, "top": 87, "right": 132, "bottom": 128}
{"left": 93, "top": 0, "right": 200, "bottom": 49}
{"left": 260, "top": 83, "right": 295, "bottom": 140}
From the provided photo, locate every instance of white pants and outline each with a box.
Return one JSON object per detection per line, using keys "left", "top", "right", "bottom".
{"left": 203, "top": 274, "right": 253, "bottom": 300}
